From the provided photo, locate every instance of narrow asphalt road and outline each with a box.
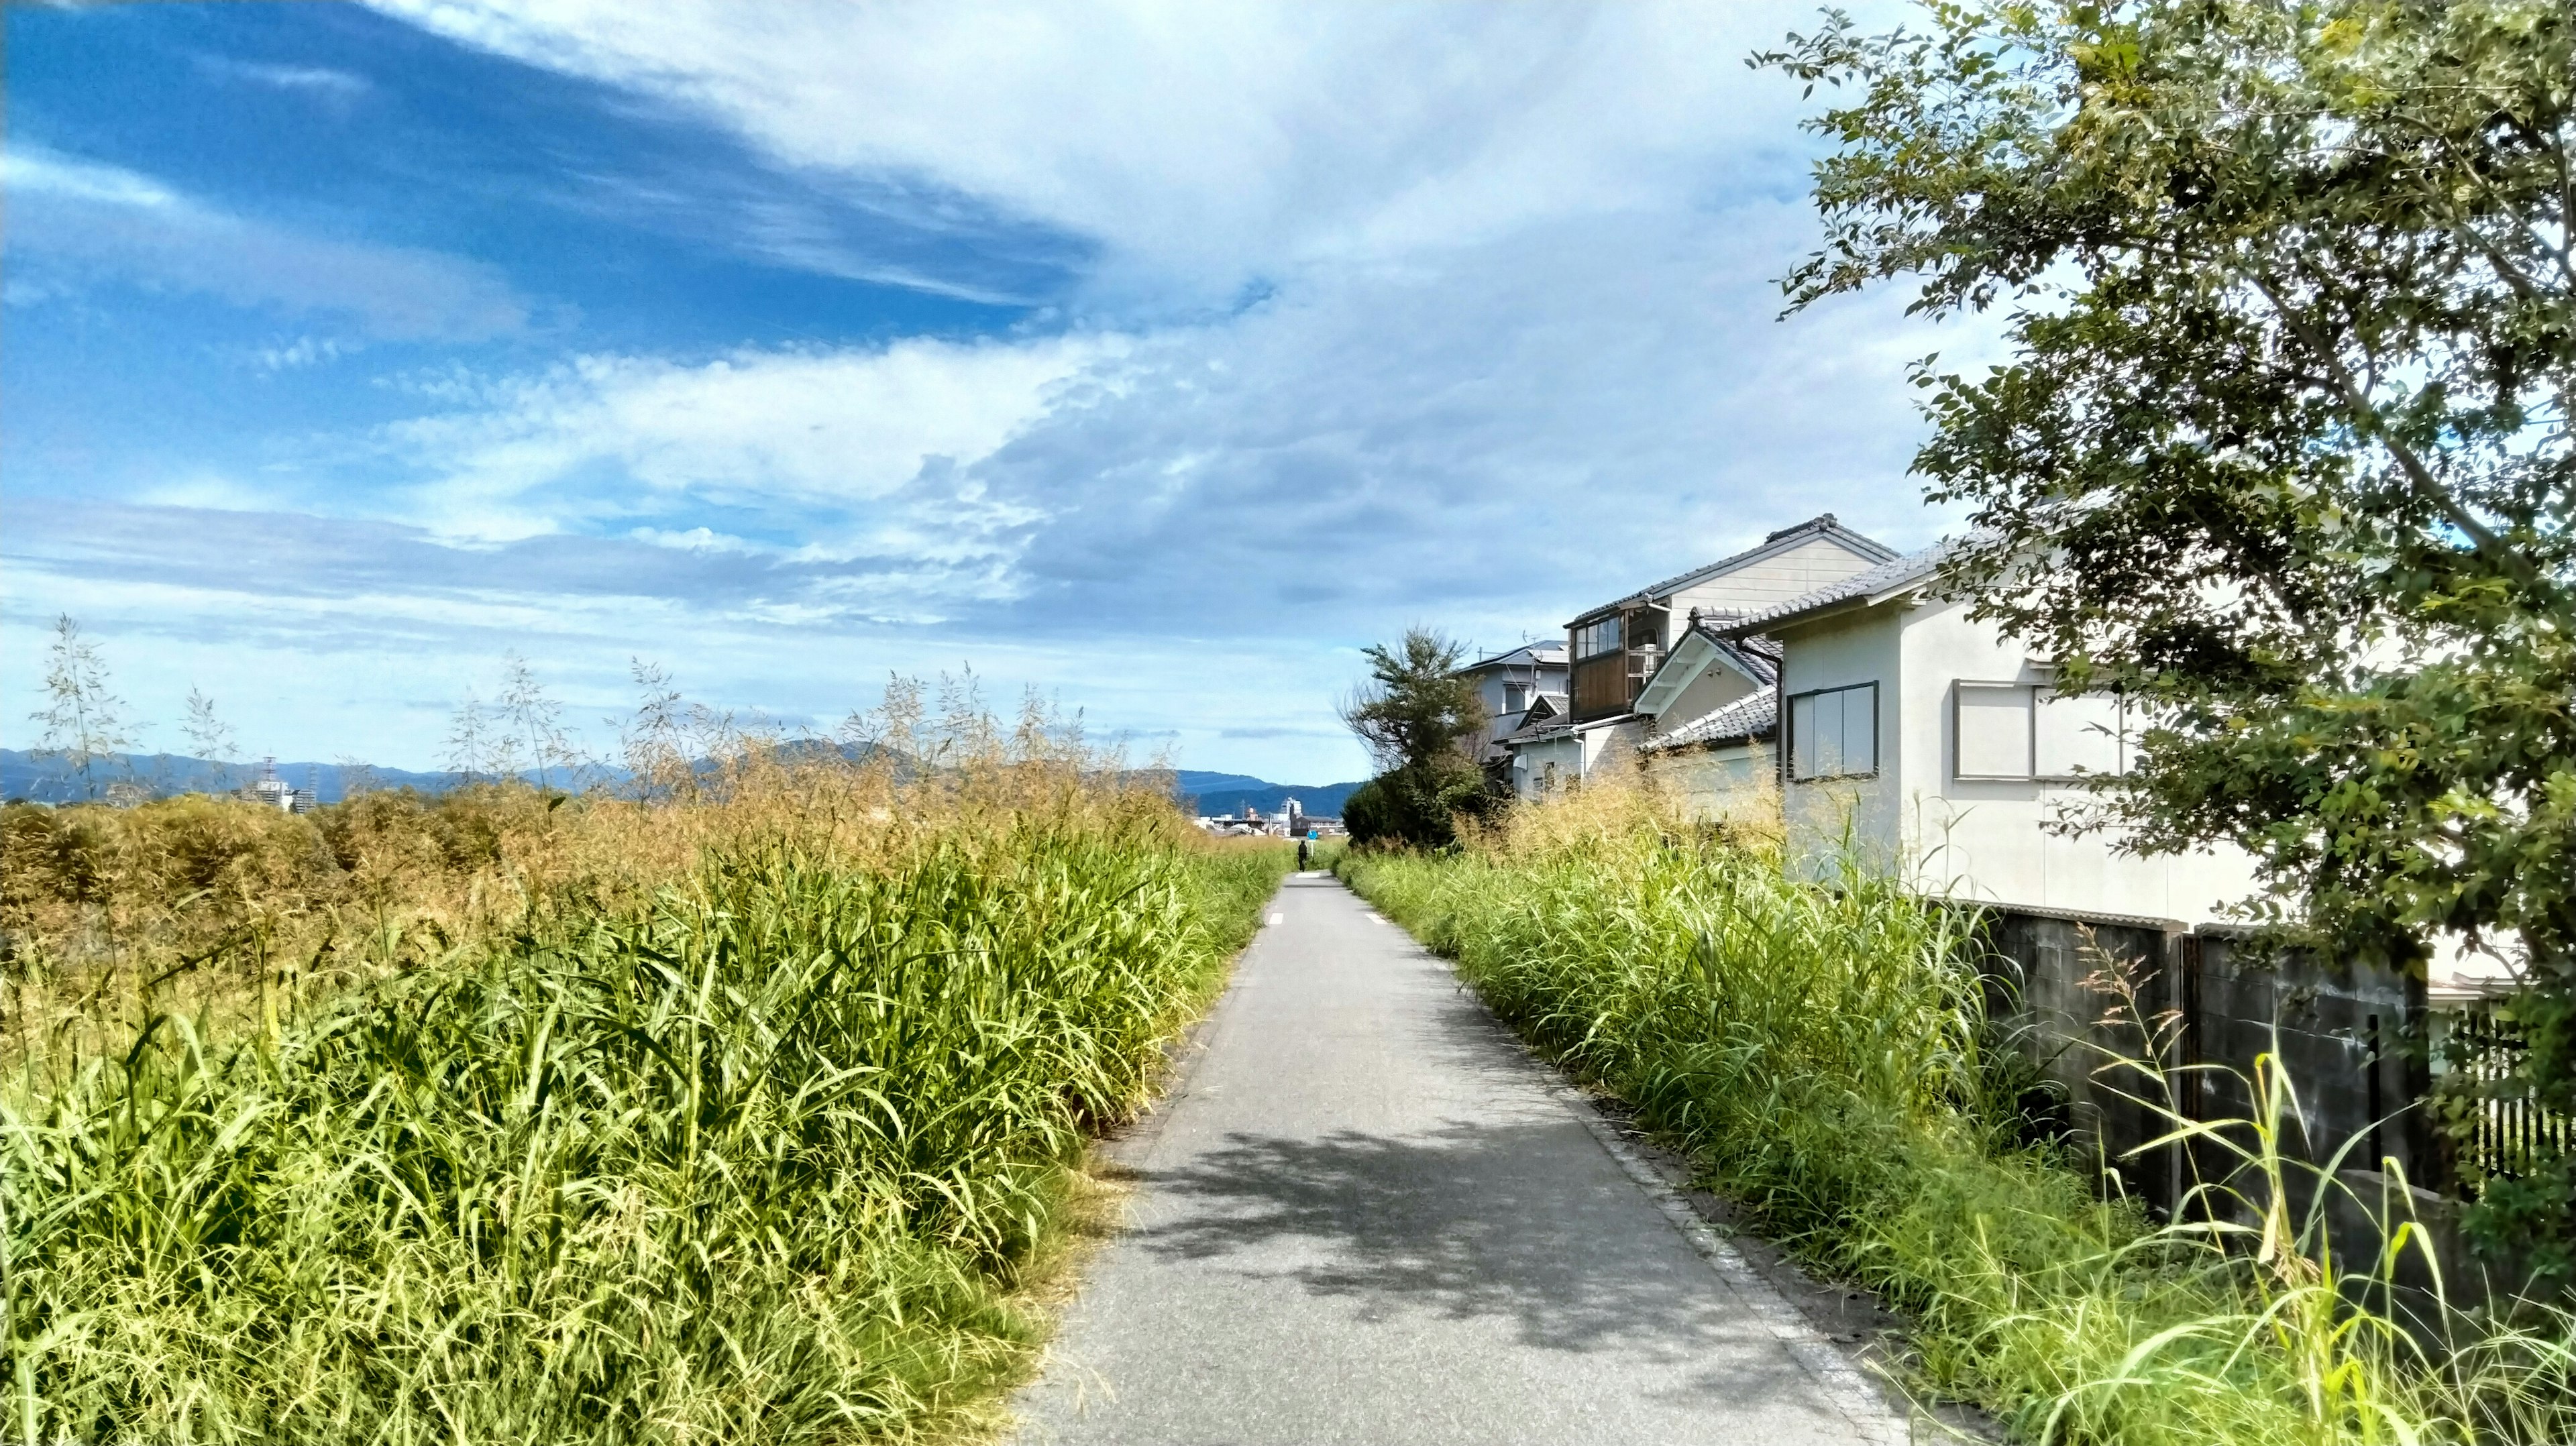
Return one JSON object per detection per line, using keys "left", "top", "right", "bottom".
{"left": 1010, "top": 873, "right": 1906, "bottom": 1445}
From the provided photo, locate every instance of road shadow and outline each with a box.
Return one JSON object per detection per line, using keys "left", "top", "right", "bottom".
{"left": 1130, "top": 1117, "right": 1805, "bottom": 1394}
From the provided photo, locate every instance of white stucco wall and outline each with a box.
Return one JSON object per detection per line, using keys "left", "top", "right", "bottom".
{"left": 1774, "top": 606, "right": 1906, "bottom": 873}
{"left": 1891, "top": 597, "right": 2261, "bottom": 923}
{"left": 1582, "top": 720, "right": 1642, "bottom": 776}
{"left": 1652, "top": 663, "right": 1756, "bottom": 732}
{"left": 1510, "top": 735, "right": 1585, "bottom": 801}
{"left": 1774, "top": 594, "right": 2261, "bottom": 924}
{"left": 1507, "top": 718, "right": 1646, "bottom": 800}
{"left": 1646, "top": 742, "right": 1778, "bottom": 828}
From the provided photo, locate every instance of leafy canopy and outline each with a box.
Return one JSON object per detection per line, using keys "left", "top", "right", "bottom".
{"left": 1339, "top": 628, "right": 1489, "bottom": 848}
{"left": 1762, "top": 0, "right": 2573, "bottom": 1271}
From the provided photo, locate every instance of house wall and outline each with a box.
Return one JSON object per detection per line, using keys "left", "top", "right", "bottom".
{"left": 1646, "top": 742, "right": 1777, "bottom": 828}
{"left": 1775, "top": 595, "right": 2260, "bottom": 922}
{"left": 1464, "top": 658, "right": 1566, "bottom": 753}
{"left": 1652, "top": 662, "right": 1755, "bottom": 733}
{"left": 1510, "top": 734, "right": 1585, "bottom": 801}
{"left": 1662, "top": 538, "right": 1887, "bottom": 643}
{"left": 1893, "top": 597, "right": 2259, "bottom": 922}
{"left": 1582, "top": 720, "right": 1643, "bottom": 777}
{"left": 1775, "top": 606, "right": 1907, "bottom": 875}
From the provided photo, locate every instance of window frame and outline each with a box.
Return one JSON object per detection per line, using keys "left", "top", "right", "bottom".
{"left": 2033, "top": 685, "right": 2126, "bottom": 782}
{"left": 1951, "top": 680, "right": 2037, "bottom": 782}
{"left": 1950, "top": 679, "right": 2127, "bottom": 783}
{"left": 1785, "top": 681, "right": 1880, "bottom": 783}
{"left": 1572, "top": 615, "right": 1622, "bottom": 660}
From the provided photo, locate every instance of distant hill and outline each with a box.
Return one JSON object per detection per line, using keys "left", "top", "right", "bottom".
{"left": 3, "top": 750, "right": 1362, "bottom": 818}
{"left": 1, "top": 750, "right": 468, "bottom": 805}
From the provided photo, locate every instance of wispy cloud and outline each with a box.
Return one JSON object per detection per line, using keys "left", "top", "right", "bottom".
{"left": 3, "top": 147, "right": 527, "bottom": 341}
{"left": 370, "top": 1, "right": 1825, "bottom": 304}
{"left": 369, "top": 338, "right": 1111, "bottom": 621}
{"left": 252, "top": 336, "right": 353, "bottom": 372}
{"left": 196, "top": 56, "right": 374, "bottom": 100}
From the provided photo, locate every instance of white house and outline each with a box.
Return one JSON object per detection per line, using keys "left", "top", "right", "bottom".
{"left": 1714, "top": 543, "right": 2263, "bottom": 925}
{"left": 1453, "top": 642, "right": 1568, "bottom": 769}
{"left": 1503, "top": 514, "right": 1894, "bottom": 798}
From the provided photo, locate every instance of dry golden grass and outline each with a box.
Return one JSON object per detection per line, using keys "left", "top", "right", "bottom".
{"left": 1, "top": 738, "right": 1192, "bottom": 1077}
{"left": 3, "top": 721, "right": 1291, "bottom": 1444}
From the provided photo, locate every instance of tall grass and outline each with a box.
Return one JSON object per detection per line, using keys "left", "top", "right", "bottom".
{"left": 1340, "top": 787, "right": 2574, "bottom": 1445}
{"left": 5, "top": 761, "right": 1291, "bottom": 1441}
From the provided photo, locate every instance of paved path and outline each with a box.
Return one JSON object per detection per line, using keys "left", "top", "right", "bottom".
{"left": 1011, "top": 874, "right": 1905, "bottom": 1445}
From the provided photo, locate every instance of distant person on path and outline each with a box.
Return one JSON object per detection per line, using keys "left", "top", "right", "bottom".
{"left": 1297, "top": 834, "right": 1311, "bottom": 871}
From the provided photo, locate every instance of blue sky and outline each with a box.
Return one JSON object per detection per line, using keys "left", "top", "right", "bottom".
{"left": 3, "top": 1, "right": 1960, "bottom": 783}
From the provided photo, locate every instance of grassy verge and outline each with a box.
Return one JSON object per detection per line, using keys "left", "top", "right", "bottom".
{"left": 5, "top": 777, "right": 1290, "bottom": 1442}
{"left": 1338, "top": 790, "right": 2572, "bottom": 1445}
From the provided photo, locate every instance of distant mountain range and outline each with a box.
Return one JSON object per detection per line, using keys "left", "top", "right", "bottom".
{"left": 2, "top": 750, "right": 1363, "bottom": 818}
{"left": 0, "top": 750, "right": 467, "bottom": 805}
{"left": 1167, "top": 771, "right": 1362, "bottom": 820}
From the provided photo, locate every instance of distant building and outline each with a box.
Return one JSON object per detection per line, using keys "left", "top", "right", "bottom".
{"left": 240, "top": 758, "right": 317, "bottom": 815}
{"left": 1454, "top": 642, "right": 1568, "bottom": 771}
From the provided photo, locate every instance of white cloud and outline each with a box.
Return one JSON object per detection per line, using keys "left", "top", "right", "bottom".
{"left": 252, "top": 336, "right": 352, "bottom": 372}
{"left": 965, "top": 199, "right": 1963, "bottom": 643}
{"left": 381, "top": 337, "right": 1106, "bottom": 572}
{"left": 196, "top": 57, "right": 376, "bottom": 99}
{"left": 371, "top": 1, "right": 1834, "bottom": 302}
{"left": 290, "top": 188, "right": 1957, "bottom": 642}
{"left": 130, "top": 474, "right": 284, "bottom": 512}
{"left": 2, "top": 147, "right": 527, "bottom": 340}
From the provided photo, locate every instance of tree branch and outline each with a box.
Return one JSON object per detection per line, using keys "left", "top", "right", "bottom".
{"left": 2248, "top": 270, "right": 2540, "bottom": 590}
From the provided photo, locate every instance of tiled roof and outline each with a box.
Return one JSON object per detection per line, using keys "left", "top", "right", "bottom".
{"left": 1460, "top": 641, "right": 1568, "bottom": 673}
{"left": 1718, "top": 539, "right": 1957, "bottom": 637}
{"left": 1505, "top": 712, "right": 1639, "bottom": 745}
{"left": 1694, "top": 626, "right": 1778, "bottom": 686}
{"left": 1642, "top": 689, "right": 1777, "bottom": 753}
{"left": 1571, "top": 514, "right": 1902, "bottom": 624}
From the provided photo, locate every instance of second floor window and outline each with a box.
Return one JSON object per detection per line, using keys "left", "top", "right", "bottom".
{"left": 1788, "top": 682, "right": 1878, "bottom": 781}
{"left": 1573, "top": 616, "right": 1621, "bottom": 658}
{"left": 1952, "top": 681, "right": 2127, "bottom": 781}
{"left": 1503, "top": 683, "right": 1529, "bottom": 713}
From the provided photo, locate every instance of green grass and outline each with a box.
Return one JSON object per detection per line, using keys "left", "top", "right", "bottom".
{"left": 5, "top": 820, "right": 1291, "bottom": 1443}
{"left": 1341, "top": 817, "right": 2574, "bottom": 1445}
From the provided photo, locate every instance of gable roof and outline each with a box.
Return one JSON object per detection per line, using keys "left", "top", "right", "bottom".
{"left": 1642, "top": 689, "right": 1778, "bottom": 753}
{"left": 1503, "top": 710, "right": 1638, "bottom": 745}
{"left": 1631, "top": 622, "right": 1778, "bottom": 719}
{"left": 1717, "top": 539, "right": 1958, "bottom": 638}
{"left": 1568, "top": 513, "right": 1900, "bottom": 626}
{"left": 1457, "top": 641, "right": 1569, "bottom": 677}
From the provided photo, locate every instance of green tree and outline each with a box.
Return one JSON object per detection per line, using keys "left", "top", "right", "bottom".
{"left": 32, "top": 614, "right": 135, "bottom": 801}
{"left": 1339, "top": 628, "right": 1489, "bottom": 848}
{"left": 1763, "top": 0, "right": 2574, "bottom": 1276}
